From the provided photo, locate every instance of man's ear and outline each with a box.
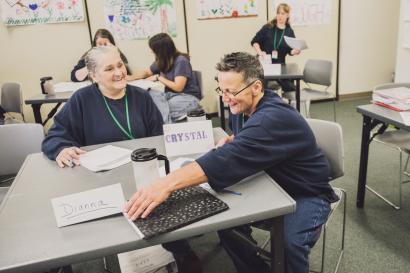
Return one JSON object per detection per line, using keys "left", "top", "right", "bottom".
{"left": 252, "top": 80, "right": 263, "bottom": 96}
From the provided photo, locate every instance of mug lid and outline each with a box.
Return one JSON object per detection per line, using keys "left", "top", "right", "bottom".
{"left": 187, "top": 108, "right": 205, "bottom": 117}
{"left": 131, "top": 148, "right": 158, "bottom": 161}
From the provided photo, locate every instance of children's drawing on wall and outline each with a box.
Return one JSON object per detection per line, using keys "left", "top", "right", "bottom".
{"left": 1, "top": 0, "right": 84, "bottom": 26}
{"left": 197, "top": 0, "right": 257, "bottom": 20}
{"left": 104, "top": 0, "right": 177, "bottom": 40}
{"left": 272, "top": 0, "right": 332, "bottom": 26}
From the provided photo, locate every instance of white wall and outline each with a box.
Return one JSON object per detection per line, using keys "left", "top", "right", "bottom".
{"left": 339, "top": 0, "right": 400, "bottom": 94}
{"left": 0, "top": 1, "right": 402, "bottom": 122}
{"left": 395, "top": 0, "right": 410, "bottom": 82}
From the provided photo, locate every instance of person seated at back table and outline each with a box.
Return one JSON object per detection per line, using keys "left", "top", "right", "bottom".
{"left": 71, "top": 28, "right": 131, "bottom": 82}
{"left": 127, "top": 33, "right": 201, "bottom": 123}
{"left": 43, "top": 45, "right": 202, "bottom": 273}
{"left": 124, "top": 52, "right": 338, "bottom": 273}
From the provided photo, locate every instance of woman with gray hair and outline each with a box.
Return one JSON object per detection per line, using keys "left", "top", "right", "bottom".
{"left": 42, "top": 45, "right": 163, "bottom": 167}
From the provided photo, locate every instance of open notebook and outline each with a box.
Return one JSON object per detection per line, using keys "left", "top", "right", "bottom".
{"left": 127, "top": 186, "right": 229, "bottom": 239}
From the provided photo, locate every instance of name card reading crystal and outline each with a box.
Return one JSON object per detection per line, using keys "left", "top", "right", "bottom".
{"left": 51, "top": 183, "right": 125, "bottom": 227}
{"left": 163, "top": 120, "right": 214, "bottom": 157}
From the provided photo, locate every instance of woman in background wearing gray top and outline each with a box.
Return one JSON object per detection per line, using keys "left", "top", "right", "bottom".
{"left": 128, "top": 33, "right": 201, "bottom": 123}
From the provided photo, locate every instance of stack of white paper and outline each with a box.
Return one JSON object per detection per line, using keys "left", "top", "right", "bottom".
{"left": 262, "top": 64, "right": 281, "bottom": 76}
{"left": 128, "top": 80, "right": 165, "bottom": 92}
{"left": 80, "top": 145, "right": 132, "bottom": 172}
{"left": 372, "top": 87, "right": 410, "bottom": 111}
{"left": 284, "top": 36, "right": 308, "bottom": 50}
{"left": 54, "top": 81, "right": 92, "bottom": 93}
{"left": 118, "top": 245, "right": 176, "bottom": 273}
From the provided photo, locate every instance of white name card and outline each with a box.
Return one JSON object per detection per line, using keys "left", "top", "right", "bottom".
{"left": 51, "top": 183, "right": 125, "bottom": 227}
{"left": 163, "top": 120, "right": 214, "bottom": 157}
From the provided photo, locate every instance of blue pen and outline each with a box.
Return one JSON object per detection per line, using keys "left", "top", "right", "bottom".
{"left": 221, "top": 189, "right": 242, "bottom": 196}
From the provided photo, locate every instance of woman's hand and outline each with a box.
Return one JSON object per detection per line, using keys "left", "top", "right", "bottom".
{"left": 146, "top": 74, "right": 159, "bottom": 82}
{"left": 216, "top": 135, "right": 234, "bottom": 148}
{"left": 56, "top": 147, "right": 86, "bottom": 168}
{"left": 258, "top": 51, "right": 267, "bottom": 57}
{"left": 291, "top": 49, "right": 301, "bottom": 55}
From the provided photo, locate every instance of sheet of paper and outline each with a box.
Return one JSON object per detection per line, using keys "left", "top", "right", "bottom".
{"left": 128, "top": 80, "right": 165, "bottom": 92}
{"left": 284, "top": 36, "right": 308, "bottom": 50}
{"left": 262, "top": 64, "right": 281, "bottom": 76}
{"left": 53, "top": 81, "right": 92, "bottom": 93}
{"left": 80, "top": 145, "right": 132, "bottom": 172}
{"left": 163, "top": 120, "right": 215, "bottom": 157}
{"left": 51, "top": 183, "right": 125, "bottom": 227}
{"left": 118, "top": 245, "right": 176, "bottom": 273}
{"left": 400, "top": 112, "right": 410, "bottom": 126}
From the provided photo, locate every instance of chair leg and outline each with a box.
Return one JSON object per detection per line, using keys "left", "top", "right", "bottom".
{"left": 305, "top": 100, "right": 311, "bottom": 118}
{"left": 310, "top": 190, "right": 346, "bottom": 273}
{"left": 366, "top": 150, "right": 402, "bottom": 210}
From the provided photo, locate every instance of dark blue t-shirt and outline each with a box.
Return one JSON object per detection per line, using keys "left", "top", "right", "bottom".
{"left": 150, "top": 55, "right": 201, "bottom": 99}
{"left": 42, "top": 84, "right": 164, "bottom": 160}
{"left": 196, "top": 90, "right": 337, "bottom": 201}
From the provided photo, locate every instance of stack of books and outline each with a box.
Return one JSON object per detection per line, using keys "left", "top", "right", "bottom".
{"left": 372, "top": 87, "right": 410, "bottom": 111}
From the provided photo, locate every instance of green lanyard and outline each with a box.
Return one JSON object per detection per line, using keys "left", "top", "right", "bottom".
{"left": 102, "top": 91, "right": 135, "bottom": 140}
{"left": 273, "top": 27, "right": 285, "bottom": 50}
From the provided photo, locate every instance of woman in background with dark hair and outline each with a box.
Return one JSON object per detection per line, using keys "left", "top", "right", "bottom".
{"left": 70, "top": 28, "right": 130, "bottom": 82}
{"left": 251, "top": 3, "right": 300, "bottom": 92}
{"left": 128, "top": 33, "right": 201, "bottom": 123}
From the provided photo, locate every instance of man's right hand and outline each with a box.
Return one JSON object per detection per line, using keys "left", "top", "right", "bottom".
{"left": 56, "top": 147, "right": 86, "bottom": 168}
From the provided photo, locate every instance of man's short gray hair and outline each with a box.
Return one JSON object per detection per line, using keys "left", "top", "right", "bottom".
{"left": 85, "top": 45, "right": 120, "bottom": 75}
{"left": 216, "top": 52, "right": 264, "bottom": 83}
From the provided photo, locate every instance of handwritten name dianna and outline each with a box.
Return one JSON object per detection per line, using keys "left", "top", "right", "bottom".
{"left": 165, "top": 130, "right": 208, "bottom": 143}
{"left": 60, "top": 200, "right": 116, "bottom": 219}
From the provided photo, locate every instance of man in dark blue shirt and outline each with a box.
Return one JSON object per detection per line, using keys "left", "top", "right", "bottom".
{"left": 125, "top": 52, "right": 337, "bottom": 273}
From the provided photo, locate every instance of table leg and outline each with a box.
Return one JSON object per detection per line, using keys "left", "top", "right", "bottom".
{"left": 31, "top": 104, "right": 43, "bottom": 124}
{"left": 357, "top": 115, "right": 372, "bottom": 208}
{"left": 295, "top": 79, "right": 301, "bottom": 112}
{"left": 270, "top": 215, "right": 285, "bottom": 273}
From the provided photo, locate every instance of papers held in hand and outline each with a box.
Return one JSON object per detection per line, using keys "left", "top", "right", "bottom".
{"left": 284, "top": 36, "right": 308, "bottom": 50}
{"left": 80, "top": 145, "right": 132, "bottom": 172}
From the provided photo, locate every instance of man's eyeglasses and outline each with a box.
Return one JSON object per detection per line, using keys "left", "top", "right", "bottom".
{"left": 215, "top": 80, "right": 257, "bottom": 97}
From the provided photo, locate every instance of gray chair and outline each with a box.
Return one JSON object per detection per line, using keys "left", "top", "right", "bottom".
{"left": 252, "top": 119, "right": 346, "bottom": 273}
{"left": 284, "top": 59, "right": 334, "bottom": 120}
{"left": 366, "top": 82, "right": 410, "bottom": 210}
{"left": 1, "top": 82, "right": 25, "bottom": 122}
{"left": 193, "top": 70, "right": 204, "bottom": 100}
{"left": 0, "top": 123, "right": 44, "bottom": 186}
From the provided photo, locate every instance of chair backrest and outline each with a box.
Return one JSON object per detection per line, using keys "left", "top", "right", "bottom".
{"left": 303, "top": 59, "right": 333, "bottom": 87}
{"left": 306, "top": 118, "right": 344, "bottom": 180}
{"left": 0, "top": 123, "right": 44, "bottom": 176}
{"left": 373, "top": 82, "right": 410, "bottom": 91}
{"left": 193, "top": 70, "right": 203, "bottom": 99}
{"left": 1, "top": 82, "right": 23, "bottom": 115}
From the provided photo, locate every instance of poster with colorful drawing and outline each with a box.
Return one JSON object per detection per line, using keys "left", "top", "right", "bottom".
{"left": 197, "top": 0, "right": 257, "bottom": 20}
{"left": 104, "top": 0, "right": 177, "bottom": 40}
{"left": 272, "top": 0, "right": 332, "bottom": 26}
{"left": 1, "top": 0, "right": 84, "bottom": 26}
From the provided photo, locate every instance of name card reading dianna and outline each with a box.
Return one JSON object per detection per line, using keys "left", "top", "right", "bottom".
{"left": 163, "top": 120, "right": 214, "bottom": 157}
{"left": 51, "top": 183, "right": 125, "bottom": 228}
